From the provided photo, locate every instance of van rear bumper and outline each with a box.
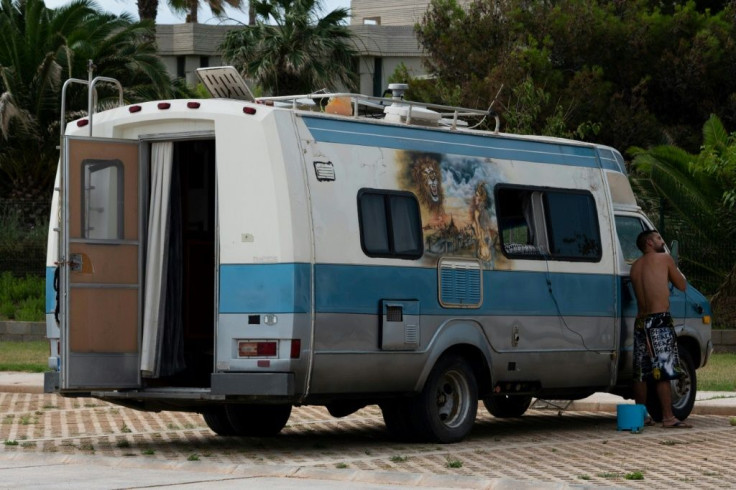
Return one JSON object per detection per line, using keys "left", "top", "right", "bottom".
{"left": 211, "top": 372, "right": 294, "bottom": 396}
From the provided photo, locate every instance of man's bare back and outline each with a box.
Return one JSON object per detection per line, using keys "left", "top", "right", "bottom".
{"left": 630, "top": 232, "right": 686, "bottom": 316}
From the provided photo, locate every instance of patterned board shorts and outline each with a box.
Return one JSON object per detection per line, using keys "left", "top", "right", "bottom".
{"left": 633, "top": 312, "right": 684, "bottom": 382}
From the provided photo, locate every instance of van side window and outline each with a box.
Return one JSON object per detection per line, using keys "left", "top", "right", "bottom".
{"left": 496, "top": 188, "right": 543, "bottom": 258}
{"left": 544, "top": 191, "right": 601, "bottom": 260}
{"left": 81, "top": 159, "right": 124, "bottom": 240}
{"left": 496, "top": 187, "right": 601, "bottom": 261}
{"left": 358, "top": 189, "right": 423, "bottom": 259}
{"left": 614, "top": 215, "right": 646, "bottom": 264}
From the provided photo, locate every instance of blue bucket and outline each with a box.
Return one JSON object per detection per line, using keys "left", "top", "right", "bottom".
{"left": 617, "top": 404, "right": 646, "bottom": 432}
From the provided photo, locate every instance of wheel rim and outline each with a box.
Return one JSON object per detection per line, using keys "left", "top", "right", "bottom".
{"left": 671, "top": 360, "right": 692, "bottom": 410}
{"left": 435, "top": 369, "right": 470, "bottom": 429}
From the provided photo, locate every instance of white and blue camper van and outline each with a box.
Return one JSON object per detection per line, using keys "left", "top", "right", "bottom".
{"left": 45, "top": 67, "right": 712, "bottom": 443}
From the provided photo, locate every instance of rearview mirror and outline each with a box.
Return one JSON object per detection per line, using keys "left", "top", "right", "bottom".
{"left": 669, "top": 240, "right": 679, "bottom": 266}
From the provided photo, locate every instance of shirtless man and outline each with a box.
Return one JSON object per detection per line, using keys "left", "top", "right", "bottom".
{"left": 630, "top": 230, "right": 691, "bottom": 428}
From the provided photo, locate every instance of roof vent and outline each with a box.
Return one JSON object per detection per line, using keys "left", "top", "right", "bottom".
{"left": 196, "top": 66, "right": 255, "bottom": 101}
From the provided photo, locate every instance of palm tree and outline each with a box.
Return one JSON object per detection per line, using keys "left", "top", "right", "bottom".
{"left": 630, "top": 114, "right": 736, "bottom": 325}
{"left": 168, "top": 0, "right": 245, "bottom": 23}
{"left": 220, "top": 0, "right": 356, "bottom": 96}
{"left": 0, "top": 0, "right": 186, "bottom": 200}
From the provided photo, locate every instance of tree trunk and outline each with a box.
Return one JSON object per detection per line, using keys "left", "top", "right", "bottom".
{"left": 137, "top": 0, "right": 159, "bottom": 21}
{"left": 249, "top": 2, "right": 255, "bottom": 25}
{"left": 186, "top": 0, "right": 198, "bottom": 23}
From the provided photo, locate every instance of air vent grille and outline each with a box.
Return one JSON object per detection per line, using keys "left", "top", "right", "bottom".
{"left": 439, "top": 258, "right": 482, "bottom": 308}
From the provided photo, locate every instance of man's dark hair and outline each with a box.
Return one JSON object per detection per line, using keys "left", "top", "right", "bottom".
{"left": 636, "top": 230, "right": 658, "bottom": 252}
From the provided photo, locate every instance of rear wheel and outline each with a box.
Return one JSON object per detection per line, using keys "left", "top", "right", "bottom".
{"left": 225, "top": 404, "right": 292, "bottom": 437}
{"left": 645, "top": 345, "right": 697, "bottom": 422}
{"left": 410, "top": 355, "right": 478, "bottom": 443}
{"left": 202, "top": 406, "right": 237, "bottom": 436}
{"left": 380, "top": 400, "right": 418, "bottom": 441}
{"left": 483, "top": 395, "right": 532, "bottom": 418}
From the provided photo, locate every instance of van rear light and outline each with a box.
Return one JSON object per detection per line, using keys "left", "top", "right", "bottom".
{"left": 238, "top": 340, "right": 277, "bottom": 357}
{"left": 158, "top": 102, "right": 171, "bottom": 110}
{"left": 129, "top": 105, "right": 142, "bottom": 113}
{"left": 187, "top": 101, "right": 200, "bottom": 109}
{"left": 290, "top": 339, "right": 301, "bottom": 359}
{"left": 77, "top": 119, "right": 89, "bottom": 127}
{"left": 243, "top": 106, "right": 257, "bottom": 115}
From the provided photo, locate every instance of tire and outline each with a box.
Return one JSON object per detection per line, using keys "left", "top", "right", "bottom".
{"left": 380, "top": 400, "right": 419, "bottom": 441}
{"left": 483, "top": 395, "right": 532, "bottom": 418}
{"left": 409, "top": 355, "right": 478, "bottom": 443}
{"left": 645, "top": 344, "right": 697, "bottom": 423}
{"left": 202, "top": 406, "right": 237, "bottom": 436}
{"left": 225, "top": 404, "right": 292, "bottom": 437}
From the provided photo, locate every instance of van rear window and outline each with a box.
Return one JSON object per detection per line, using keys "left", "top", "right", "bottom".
{"left": 358, "top": 189, "right": 423, "bottom": 259}
{"left": 496, "top": 187, "right": 601, "bottom": 262}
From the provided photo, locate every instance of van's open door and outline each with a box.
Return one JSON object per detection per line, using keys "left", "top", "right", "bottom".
{"left": 60, "top": 137, "right": 142, "bottom": 391}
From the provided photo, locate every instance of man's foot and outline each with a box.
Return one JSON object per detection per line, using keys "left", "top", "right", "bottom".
{"left": 662, "top": 417, "right": 692, "bottom": 428}
{"left": 644, "top": 416, "right": 656, "bottom": 427}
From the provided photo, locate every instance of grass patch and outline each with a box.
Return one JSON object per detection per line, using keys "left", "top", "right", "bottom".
{"left": 0, "top": 340, "right": 47, "bottom": 372}
{"left": 0, "top": 272, "right": 45, "bottom": 322}
{"left": 625, "top": 471, "right": 644, "bottom": 480}
{"left": 446, "top": 459, "right": 463, "bottom": 468}
{"left": 698, "top": 353, "right": 736, "bottom": 391}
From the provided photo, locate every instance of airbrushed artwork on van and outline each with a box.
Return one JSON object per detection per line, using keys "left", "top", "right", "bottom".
{"left": 398, "top": 150, "right": 504, "bottom": 266}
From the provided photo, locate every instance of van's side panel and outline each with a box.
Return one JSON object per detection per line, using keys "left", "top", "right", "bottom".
{"left": 297, "top": 115, "right": 617, "bottom": 396}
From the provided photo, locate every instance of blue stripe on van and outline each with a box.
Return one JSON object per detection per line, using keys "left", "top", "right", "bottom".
{"left": 314, "top": 264, "right": 615, "bottom": 316}
{"left": 218, "top": 263, "right": 616, "bottom": 317}
{"left": 46, "top": 266, "right": 56, "bottom": 313}
{"left": 219, "top": 263, "right": 311, "bottom": 313}
{"left": 302, "top": 116, "right": 600, "bottom": 168}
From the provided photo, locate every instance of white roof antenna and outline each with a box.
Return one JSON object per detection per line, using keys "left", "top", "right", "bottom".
{"left": 196, "top": 66, "right": 255, "bottom": 102}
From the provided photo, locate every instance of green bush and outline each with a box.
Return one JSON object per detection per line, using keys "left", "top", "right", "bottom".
{"left": 0, "top": 202, "right": 48, "bottom": 277}
{"left": 0, "top": 272, "right": 45, "bottom": 321}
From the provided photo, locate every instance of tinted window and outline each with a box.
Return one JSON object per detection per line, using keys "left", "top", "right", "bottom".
{"left": 615, "top": 215, "right": 646, "bottom": 263}
{"left": 544, "top": 192, "right": 601, "bottom": 260}
{"left": 358, "top": 189, "right": 423, "bottom": 259}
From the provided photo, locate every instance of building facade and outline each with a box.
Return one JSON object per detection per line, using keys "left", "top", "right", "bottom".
{"left": 155, "top": 1, "right": 454, "bottom": 96}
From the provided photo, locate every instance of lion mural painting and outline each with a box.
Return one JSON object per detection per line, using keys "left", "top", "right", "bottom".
{"left": 403, "top": 154, "right": 448, "bottom": 229}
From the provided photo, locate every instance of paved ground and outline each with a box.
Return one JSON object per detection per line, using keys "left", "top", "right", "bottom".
{"left": 1, "top": 389, "right": 736, "bottom": 489}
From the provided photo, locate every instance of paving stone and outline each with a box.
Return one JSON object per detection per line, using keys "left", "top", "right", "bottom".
{"left": 1, "top": 393, "right": 735, "bottom": 489}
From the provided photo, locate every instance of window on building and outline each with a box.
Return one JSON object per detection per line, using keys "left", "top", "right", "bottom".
{"left": 176, "top": 56, "right": 185, "bottom": 79}
{"left": 496, "top": 186, "right": 601, "bottom": 261}
{"left": 358, "top": 189, "right": 423, "bottom": 259}
{"left": 363, "top": 16, "right": 381, "bottom": 25}
{"left": 200, "top": 56, "right": 209, "bottom": 68}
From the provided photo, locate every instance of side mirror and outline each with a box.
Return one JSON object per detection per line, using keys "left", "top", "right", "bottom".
{"left": 669, "top": 240, "right": 679, "bottom": 266}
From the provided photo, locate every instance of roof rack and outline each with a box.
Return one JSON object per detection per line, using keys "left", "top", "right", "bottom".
{"left": 195, "top": 66, "right": 499, "bottom": 132}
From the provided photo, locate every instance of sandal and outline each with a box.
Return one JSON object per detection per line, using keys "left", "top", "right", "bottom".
{"left": 662, "top": 417, "right": 693, "bottom": 429}
{"left": 644, "top": 416, "right": 656, "bottom": 427}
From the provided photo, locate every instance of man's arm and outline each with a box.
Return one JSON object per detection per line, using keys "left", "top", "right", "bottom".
{"left": 667, "top": 255, "right": 687, "bottom": 292}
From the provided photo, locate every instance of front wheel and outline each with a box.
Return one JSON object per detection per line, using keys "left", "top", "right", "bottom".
{"left": 645, "top": 344, "right": 697, "bottom": 422}
{"left": 410, "top": 355, "right": 478, "bottom": 443}
{"left": 483, "top": 395, "right": 532, "bottom": 418}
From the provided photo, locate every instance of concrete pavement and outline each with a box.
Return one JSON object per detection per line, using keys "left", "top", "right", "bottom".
{"left": 2, "top": 372, "right": 735, "bottom": 489}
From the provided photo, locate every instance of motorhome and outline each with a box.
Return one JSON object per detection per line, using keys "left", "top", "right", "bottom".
{"left": 45, "top": 67, "right": 712, "bottom": 443}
